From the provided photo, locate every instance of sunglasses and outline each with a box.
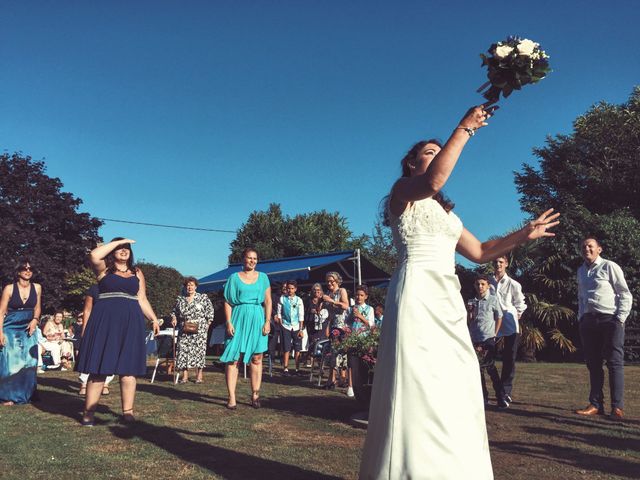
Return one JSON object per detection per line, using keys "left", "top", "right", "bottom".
{"left": 21, "top": 266, "right": 33, "bottom": 272}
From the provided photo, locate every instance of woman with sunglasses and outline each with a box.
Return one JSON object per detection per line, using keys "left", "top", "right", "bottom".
{"left": 0, "top": 259, "right": 42, "bottom": 405}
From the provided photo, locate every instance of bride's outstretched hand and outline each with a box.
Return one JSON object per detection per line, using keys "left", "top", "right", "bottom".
{"left": 524, "top": 209, "right": 560, "bottom": 240}
{"left": 458, "top": 103, "right": 500, "bottom": 132}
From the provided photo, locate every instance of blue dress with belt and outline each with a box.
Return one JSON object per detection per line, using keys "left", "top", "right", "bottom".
{"left": 76, "top": 273, "right": 147, "bottom": 376}
{"left": 0, "top": 283, "right": 39, "bottom": 404}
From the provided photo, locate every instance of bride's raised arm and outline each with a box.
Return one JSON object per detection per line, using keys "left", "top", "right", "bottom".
{"left": 391, "top": 105, "right": 494, "bottom": 209}
{"left": 456, "top": 208, "right": 560, "bottom": 264}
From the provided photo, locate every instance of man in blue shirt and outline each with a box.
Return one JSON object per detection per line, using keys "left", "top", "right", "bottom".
{"left": 468, "top": 275, "right": 508, "bottom": 408}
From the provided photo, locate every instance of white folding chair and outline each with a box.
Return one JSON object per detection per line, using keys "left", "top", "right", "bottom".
{"left": 150, "top": 330, "right": 178, "bottom": 383}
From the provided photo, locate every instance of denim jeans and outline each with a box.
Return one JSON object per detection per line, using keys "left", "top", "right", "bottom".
{"left": 579, "top": 312, "right": 625, "bottom": 409}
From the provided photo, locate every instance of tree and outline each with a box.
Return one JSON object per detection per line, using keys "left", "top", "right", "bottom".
{"left": 366, "top": 219, "right": 397, "bottom": 275}
{"left": 514, "top": 87, "right": 640, "bottom": 358}
{"left": 0, "top": 153, "right": 102, "bottom": 312}
{"left": 63, "top": 267, "right": 97, "bottom": 312}
{"left": 136, "top": 262, "right": 184, "bottom": 319}
{"left": 228, "top": 203, "right": 368, "bottom": 263}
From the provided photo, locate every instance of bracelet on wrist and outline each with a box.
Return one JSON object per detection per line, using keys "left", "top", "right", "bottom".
{"left": 456, "top": 126, "right": 476, "bottom": 137}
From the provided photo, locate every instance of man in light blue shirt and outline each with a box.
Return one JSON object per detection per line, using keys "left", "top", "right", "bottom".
{"left": 575, "top": 238, "right": 632, "bottom": 420}
{"left": 468, "top": 275, "right": 507, "bottom": 408}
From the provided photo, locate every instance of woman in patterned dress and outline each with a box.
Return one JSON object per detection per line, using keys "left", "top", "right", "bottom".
{"left": 171, "top": 276, "right": 214, "bottom": 384}
{"left": 322, "top": 271, "right": 349, "bottom": 390}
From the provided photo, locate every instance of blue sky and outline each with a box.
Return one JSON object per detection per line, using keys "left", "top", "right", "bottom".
{"left": 2, "top": 1, "right": 639, "bottom": 277}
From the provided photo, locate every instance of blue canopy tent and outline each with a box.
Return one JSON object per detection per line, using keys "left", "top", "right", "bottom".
{"left": 197, "top": 249, "right": 391, "bottom": 293}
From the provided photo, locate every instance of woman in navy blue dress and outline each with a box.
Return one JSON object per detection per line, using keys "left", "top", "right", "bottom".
{"left": 0, "top": 258, "right": 42, "bottom": 405}
{"left": 76, "top": 238, "right": 160, "bottom": 425}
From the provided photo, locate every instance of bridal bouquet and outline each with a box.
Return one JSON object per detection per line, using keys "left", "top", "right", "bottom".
{"left": 478, "top": 36, "right": 551, "bottom": 103}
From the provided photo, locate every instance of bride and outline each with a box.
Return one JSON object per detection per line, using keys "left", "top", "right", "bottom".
{"left": 359, "top": 105, "right": 559, "bottom": 479}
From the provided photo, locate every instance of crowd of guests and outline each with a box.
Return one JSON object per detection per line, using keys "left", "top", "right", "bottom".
{"left": 0, "top": 235, "right": 631, "bottom": 424}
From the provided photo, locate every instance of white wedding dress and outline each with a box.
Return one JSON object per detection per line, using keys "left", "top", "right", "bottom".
{"left": 359, "top": 198, "right": 493, "bottom": 479}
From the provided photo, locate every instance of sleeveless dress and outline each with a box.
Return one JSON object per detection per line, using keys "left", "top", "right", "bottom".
{"left": 76, "top": 273, "right": 147, "bottom": 376}
{"left": 359, "top": 198, "right": 493, "bottom": 479}
{"left": 220, "top": 272, "right": 270, "bottom": 362}
{"left": 0, "top": 283, "right": 39, "bottom": 404}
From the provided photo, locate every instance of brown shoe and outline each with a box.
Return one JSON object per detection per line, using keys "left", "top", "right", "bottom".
{"left": 610, "top": 407, "right": 624, "bottom": 420}
{"left": 575, "top": 404, "right": 604, "bottom": 416}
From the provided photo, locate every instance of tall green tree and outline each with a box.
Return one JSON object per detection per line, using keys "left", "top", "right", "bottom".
{"left": 0, "top": 153, "right": 102, "bottom": 312}
{"left": 514, "top": 87, "right": 640, "bottom": 357}
{"left": 228, "top": 203, "right": 367, "bottom": 263}
{"left": 136, "top": 262, "right": 184, "bottom": 319}
{"left": 366, "top": 219, "right": 397, "bottom": 275}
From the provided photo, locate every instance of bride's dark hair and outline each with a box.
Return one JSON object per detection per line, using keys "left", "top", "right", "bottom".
{"left": 382, "top": 139, "right": 455, "bottom": 225}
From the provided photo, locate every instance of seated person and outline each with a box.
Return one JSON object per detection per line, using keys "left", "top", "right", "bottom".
{"left": 41, "top": 312, "right": 72, "bottom": 370}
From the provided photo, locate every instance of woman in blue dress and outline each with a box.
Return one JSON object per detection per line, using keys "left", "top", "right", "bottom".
{"left": 221, "top": 247, "right": 272, "bottom": 409}
{"left": 0, "top": 258, "right": 42, "bottom": 405}
{"left": 76, "top": 238, "right": 160, "bottom": 426}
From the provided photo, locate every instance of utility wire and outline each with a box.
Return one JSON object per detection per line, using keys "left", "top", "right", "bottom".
{"left": 98, "top": 217, "right": 235, "bottom": 233}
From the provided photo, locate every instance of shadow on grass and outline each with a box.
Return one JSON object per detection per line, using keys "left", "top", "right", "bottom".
{"left": 109, "top": 421, "right": 342, "bottom": 479}
{"left": 491, "top": 438, "right": 639, "bottom": 479}
{"left": 136, "top": 381, "right": 229, "bottom": 406}
{"left": 494, "top": 404, "right": 640, "bottom": 429}
{"left": 32, "top": 376, "right": 92, "bottom": 422}
{"left": 523, "top": 425, "right": 640, "bottom": 454}
{"left": 265, "top": 394, "right": 361, "bottom": 422}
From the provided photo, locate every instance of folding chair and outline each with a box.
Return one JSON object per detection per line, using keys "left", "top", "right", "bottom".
{"left": 309, "top": 339, "right": 332, "bottom": 386}
{"left": 150, "top": 330, "right": 179, "bottom": 383}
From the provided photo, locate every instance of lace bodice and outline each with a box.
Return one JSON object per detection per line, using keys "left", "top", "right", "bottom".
{"left": 391, "top": 198, "right": 463, "bottom": 274}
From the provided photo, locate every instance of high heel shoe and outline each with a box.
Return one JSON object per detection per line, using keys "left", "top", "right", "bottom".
{"left": 81, "top": 409, "right": 95, "bottom": 427}
{"left": 251, "top": 391, "right": 261, "bottom": 409}
{"left": 122, "top": 409, "right": 136, "bottom": 424}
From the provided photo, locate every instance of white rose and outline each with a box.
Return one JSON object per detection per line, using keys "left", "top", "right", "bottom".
{"left": 517, "top": 39, "right": 537, "bottom": 56}
{"left": 494, "top": 44, "right": 514, "bottom": 59}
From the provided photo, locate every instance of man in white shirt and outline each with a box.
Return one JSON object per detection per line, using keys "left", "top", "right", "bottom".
{"left": 575, "top": 238, "right": 632, "bottom": 420}
{"left": 490, "top": 255, "right": 527, "bottom": 405}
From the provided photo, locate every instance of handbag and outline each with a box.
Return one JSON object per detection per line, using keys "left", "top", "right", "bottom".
{"left": 183, "top": 321, "right": 198, "bottom": 334}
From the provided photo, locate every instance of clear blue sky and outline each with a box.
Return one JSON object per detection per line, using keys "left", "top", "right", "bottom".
{"left": 2, "top": 1, "right": 638, "bottom": 277}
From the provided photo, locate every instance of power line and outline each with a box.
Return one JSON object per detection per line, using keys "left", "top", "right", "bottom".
{"left": 98, "top": 218, "right": 236, "bottom": 233}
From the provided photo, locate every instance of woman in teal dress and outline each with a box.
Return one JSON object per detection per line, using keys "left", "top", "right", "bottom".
{"left": 0, "top": 258, "right": 42, "bottom": 405}
{"left": 221, "top": 247, "right": 271, "bottom": 409}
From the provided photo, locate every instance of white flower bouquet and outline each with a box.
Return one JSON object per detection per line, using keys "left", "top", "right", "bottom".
{"left": 477, "top": 36, "right": 551, "bottom": 103}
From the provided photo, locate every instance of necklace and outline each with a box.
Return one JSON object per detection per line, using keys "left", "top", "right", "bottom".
{"left": 116, "top": 267, "right": 128, "bottom": 273}
{"left": 17, "top": 281, "right": 30, "bottom": 302}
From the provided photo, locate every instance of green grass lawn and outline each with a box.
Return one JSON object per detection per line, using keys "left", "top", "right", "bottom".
{"left": 0, "top": 362, "right": 638, "bottom": 479}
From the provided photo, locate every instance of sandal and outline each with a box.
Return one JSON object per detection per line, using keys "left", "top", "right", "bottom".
{"left": 81, "top": 409, "right": 95, "bottom": 427}
{"left": 122, "top": 409, "right": 136, "bottom": 424}
{"left": 226, "top": 403, "right": 237, "bottom": 410}
{"left": 194, "top": 379, "right": 204, "bottom": 384}
{"left": 177, "top": 378, "right": 188, "bottom": 384}
{"left": 251, "top": 391, "right": 261, "bottom": 409}
{"left": 102, "top": 386, "right": 110, "bottom": 395}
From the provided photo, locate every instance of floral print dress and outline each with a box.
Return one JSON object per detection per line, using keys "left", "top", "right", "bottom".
{"left": 173, "top": 293, "right": 215, "bottom": 369}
